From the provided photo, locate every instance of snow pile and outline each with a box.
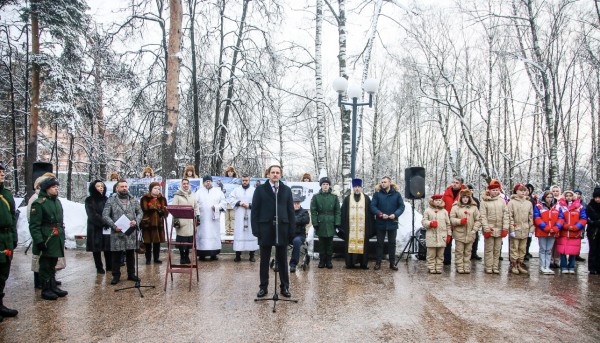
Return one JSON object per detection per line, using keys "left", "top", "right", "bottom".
{"left": 17, "top": 198, "right": 88, "bottom": 249}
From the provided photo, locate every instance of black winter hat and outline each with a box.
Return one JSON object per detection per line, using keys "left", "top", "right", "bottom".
{"left": 202, "top": 175, "right": 213, "bottom": 182}
{"left": 593, "top": 187, "right": 600, "bottom": 199}
{"left": 319, "top": 177, "right": 331, "bottom": 186}
{"left": 525, "top": 183, "right": 534, "bottom": 195}
{"left": 40, "top": 177, "right": 59, "bottom": 191}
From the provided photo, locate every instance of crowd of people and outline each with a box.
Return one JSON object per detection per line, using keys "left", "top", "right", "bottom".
{"left": 423, "top": 177, "right": 599, "bottom": 277}
{"left": 0, "top": 161, "right": 599, "bottom": 320}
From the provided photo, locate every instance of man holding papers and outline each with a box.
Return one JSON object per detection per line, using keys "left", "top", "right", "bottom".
{"left": 102, "top": 180, "right": 143, "bottom": 285}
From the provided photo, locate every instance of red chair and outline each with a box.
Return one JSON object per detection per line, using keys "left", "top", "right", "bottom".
{"left": 164, "top": 205, "right": 199, "bottom": 291}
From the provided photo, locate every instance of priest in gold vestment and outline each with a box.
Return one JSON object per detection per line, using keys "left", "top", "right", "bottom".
{"left": 340, "top": 179, "right": 373, "bottom": 269}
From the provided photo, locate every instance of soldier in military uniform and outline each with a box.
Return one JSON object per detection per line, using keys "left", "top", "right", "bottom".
{"left": 311, "top": 177, "right": 341, "bottom": 269}
{"left": 0, "top": 164, "right": 18, "bottom": 319}
{"left": 29, "top": 177, "right": 68, "bottom": 300}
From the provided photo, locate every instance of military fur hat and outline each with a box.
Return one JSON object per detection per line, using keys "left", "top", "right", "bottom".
{"left": 40, "top": 177, "right": 59, "bottom": 191}
{"left": 34, "top": 172, "right": 56, "bottom": 190}
{"left": 319, "top": 177, "right": 331, "bottom": 186}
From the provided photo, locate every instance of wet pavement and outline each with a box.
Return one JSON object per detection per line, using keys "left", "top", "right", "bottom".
{"left": 1, "top": 248, "right": 599, "bottom": 342}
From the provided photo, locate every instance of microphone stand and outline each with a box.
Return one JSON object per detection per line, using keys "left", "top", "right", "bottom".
{"left": 255, "top": 183, "right": 298, "bottom": 312}
{"left": 115, "top": 224, "right": 155, "bottom": 298}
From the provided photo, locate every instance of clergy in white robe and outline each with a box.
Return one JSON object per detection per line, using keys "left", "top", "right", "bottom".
{"left": 227, "top": 175, "right": 259, "bottom": 262}
{"left": 195, "top": 175, "right": 225, "bottom": 260}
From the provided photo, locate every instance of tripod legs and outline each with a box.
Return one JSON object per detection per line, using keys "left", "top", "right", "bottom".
{"left": 114, "top": 229, "right": 155, "bottom": 298}
{"left": 255, "top": 259, "right": 298, "bottom": 312}
{"left": 396, "top": 200, "right": 420, "bottom": 266}
{"left": 396, "top": 234, "right": 420, "bottom": 265}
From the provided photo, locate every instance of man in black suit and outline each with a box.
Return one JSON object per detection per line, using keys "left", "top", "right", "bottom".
{"left": 251, "top": 165, "right": 295, "bottom": 298}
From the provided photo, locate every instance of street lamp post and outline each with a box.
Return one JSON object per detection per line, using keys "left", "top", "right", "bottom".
{"left": 332, "top": 77, "right": 378, "bottom": 180}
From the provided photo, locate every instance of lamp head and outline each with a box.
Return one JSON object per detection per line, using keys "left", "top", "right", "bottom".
{"left": 332, "top": 77, "right": 348, "bottom": 93}
{"left": 347, "top": 83, "right": 362, "bottom": 99}
{"left": 363, "top": 78, "right": 378, "bottom": 94}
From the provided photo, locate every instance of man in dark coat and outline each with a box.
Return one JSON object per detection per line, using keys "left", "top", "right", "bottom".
{"left": 341, "top": 178, "right": 373, "bottom": 269}
{"left": 370, "top": 176, "right": 405, "bottom": 271}
{"left": 29, "top": 177, "right": 68, "bottom": 300}
{"left": 586, "top": 187, "right": 600, "bottom": 274}
{"left": 251, "top": 165, "right": 295, "bottom": 298}
{"left": 442, "top": 177, "right": 465, "bottom": 265}
{"left": 289, "top": 194, "right": 310, "bottom": 273}
{"left": 0, "top": 164, "right": 18, "bottom": 319}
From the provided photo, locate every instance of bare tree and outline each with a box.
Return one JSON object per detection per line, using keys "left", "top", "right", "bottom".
{"left": 162, "top": 0, "right": 183, "bottom": 180}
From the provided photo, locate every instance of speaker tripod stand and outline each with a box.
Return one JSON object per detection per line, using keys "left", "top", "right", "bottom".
{"left": 396, "top": 199, "right": 419, "bottom": 265}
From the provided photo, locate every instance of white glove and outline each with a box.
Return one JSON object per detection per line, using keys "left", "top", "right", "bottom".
{"left": 509, "top": 231, "right": 516, "bottom": 238}
{"left": 528, "top": 232, "right": 533, "bottom": 238}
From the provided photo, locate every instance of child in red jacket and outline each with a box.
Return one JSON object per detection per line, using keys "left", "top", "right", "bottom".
{"left": 533, "top": 191, "right": 562, "bottom": 275}
{"left": 556, "top": 190, "right": 587, "bottom": 274}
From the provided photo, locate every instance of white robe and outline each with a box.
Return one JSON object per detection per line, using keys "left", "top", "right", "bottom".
{"left": 195, "top": 186, "right": 225, "bottom": 251}
{"left": 227, "top": 185, "right": 259, "bottom": 252}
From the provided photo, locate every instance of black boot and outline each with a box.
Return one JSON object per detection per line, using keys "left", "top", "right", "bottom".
{"left": 0, "top": 293, "right": 18, "bottom": 317}
{"left": 153, "top": 243, "right": 162, "bottom": 263}
{"left": 127, "top": 274, "right": 140, "bottom": 282}
{"left": 326, "top": 255, "right": 333, "bottom": 269}
{"left": 145, "top": 245, "right": 152, "bottom": 264}
{"left": 50, "top": 278, "right": 68, "bottom": 297}
{"left": 318, "top": 256, "right": 325, "bottom": 268}
{"left": 234, "top": 251, "right": 242, "bottom": 262}
{"left": 53, "top": 276, "right": 62, "bottom": 286}
{"left": 41, "top": 281, "right": 58, "bottom": 301}
{"left": 249, "top": 251, "right": 256, "bottom": 262}
{"left": 93, "top": 252, "right": 104, "bottom": 273}
{"left": 34, "top": 272, "right": 41, "bottom": 289}
{"left": 104, "top": 251, "right": 112, "bottom": 272}
{"left": 179, "top": 248, "right": 185, "bottom": 264}
{"left": 183, "top": 250, "right": 191, "bottom": 264}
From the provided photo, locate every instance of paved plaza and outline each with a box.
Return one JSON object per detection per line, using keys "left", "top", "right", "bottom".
{"left": 1, "top": 248, "right": 599, "bottom": 342}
